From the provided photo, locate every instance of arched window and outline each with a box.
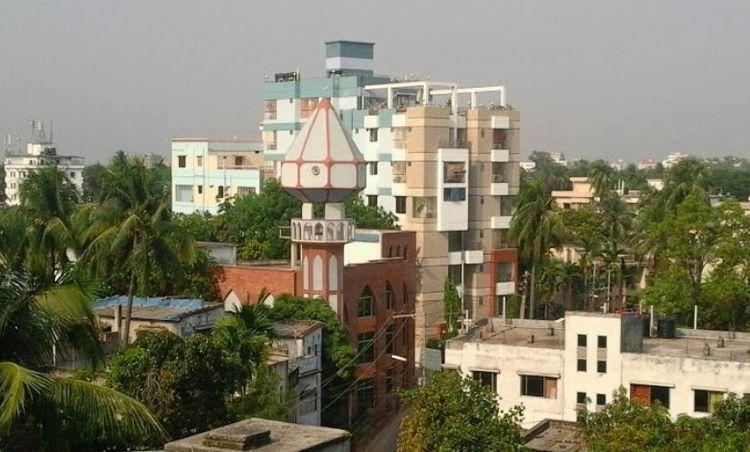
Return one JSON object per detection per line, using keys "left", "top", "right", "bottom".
{"left": 358, "top": 287, "right": 374, "bottom": 317}
{"left": 385, "top": 282, "right": 394, "bottom": 310}
{"left": 396, "top": 246, "right": 401, "bottom": 257}
{"left": 389, "top": 246, "right": 393, "bottom": 257}
{"left": 328, "top": 255, "right": 338, "bottom": 290}
{"left": 312, "top": 255, "right": 323, "bottom": 291}
{"left": 303, "top": 256, "right": 309, "bottom": 290}
{"left": 403, "top": 283, "right": 409, "bottom": 306}
{"left": 403, "top": 245, "right": 408, "bottom": 259}
{"left": 314, "top": 223, "right": 324, "bottom": 237}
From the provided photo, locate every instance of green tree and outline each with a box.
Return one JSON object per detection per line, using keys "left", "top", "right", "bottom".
{"left": 174, "top": 212, "right": 217, "bottom": 242}
{"left": 269, "top": 295, "right": 356, "bottom": 428}
{"left": 78, "top": 153, "right": 195, "bottom": 344}
{"left": 0, "top": 271, "right": 165, "bottom": 450}
{"left": 398, "top": 371, "right": 524, "bottom": 451}
{"left": 342, "top": 195, "right": 398, "bottom": 229}
{"left": 588, "top": 160, "right": 616, "bottom": 196}
{"left": 443, "top": 278, "right": 461, "bottom": 335}
{"left": 509, "top": 179, "right": 566, "bottom": 318}
{"left": 82, "top": 163, "right": 107, "bottom": 203}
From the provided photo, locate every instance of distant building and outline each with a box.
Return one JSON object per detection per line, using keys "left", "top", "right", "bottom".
{"left": 549, "top": 151, "right": 568, "bottom": 167}
{"left": 170, "top": 137, "right": 272, "bottom": 214}
{"left": 272, "top": 320, "right": 324, "bottom": 425}
{"left": 662, "top": 151, "right": 687, "bottom": 169}
{"left": 3, "top": 120, "right": 84, "bottom": 205}
{"left": 445, "top": 312, "right": 750, "bottom": 429}
{"left": 93, "top": 295, "right": 224, "bottom": 343}
{"left": 519, "top": 161, "right": 536, "bottom": 171}
{"left": 164, "top": 417, "right": 351, "bottom": 452}
{"left": 610, "top": 159, "right": 625, "bottom": 171}
{"left": 551, "top": 177, "right": 595, "bottom": 209}
{"left": 638, "top": 157, "right": 656, "bottom": 170}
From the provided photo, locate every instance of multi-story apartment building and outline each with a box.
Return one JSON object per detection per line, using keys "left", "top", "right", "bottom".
{"left": 445, "top": 312, "right": 750, "bottom": 428}
{"left": 261, "top": 40, "right": 520, "bottom": 350}
{"left": 4, "top": 120, "right": 84, "bottom": 205}
{"left": 171, "top": 137, "right": 270, "bottom": 214}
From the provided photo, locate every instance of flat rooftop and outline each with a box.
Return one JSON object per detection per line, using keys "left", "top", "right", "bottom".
{"left": 643, "top": 335, "right": 750, "bottom": 362}
{"left": 450, "top": 320, "right": 565, "bottom": 350}
{"left": 164, "top": 417, "right": 350, "bottom": 452}
{"left": 93, "top": 296, "right": 221, "bottom": 322}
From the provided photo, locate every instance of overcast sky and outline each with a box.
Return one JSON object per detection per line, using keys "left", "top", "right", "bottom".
{"left": 2, "top": 0, "right": 749, "bottom": 163}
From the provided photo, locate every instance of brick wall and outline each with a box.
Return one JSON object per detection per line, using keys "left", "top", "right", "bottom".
{"left": 214, "top": 265, "right": 300, "bottom": 305}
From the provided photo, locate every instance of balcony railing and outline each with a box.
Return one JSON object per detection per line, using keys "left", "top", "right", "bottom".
{"left": 392, "top": 174, "right": 406, "bottom": 183}
{"left": 289, "top": 218, "right": 355, "bottom": 243}
{"left": 438, "top": 138, "right": 470, "bottom": 149}
{"left": 492, "top": 173, "right": 505, "bottom": 183}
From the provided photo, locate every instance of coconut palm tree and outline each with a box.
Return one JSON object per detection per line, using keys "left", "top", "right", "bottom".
{"left": 0, "top": 270, "right": 166, "bottom": 449}
{"left": 509, "top": 180, "right": 566, "bottom": 319}
{"left": 78, "top": 153, "right": 194, "bottom": 345}
{"left": 587, "top": 160, "right": 616, "bottom": 197}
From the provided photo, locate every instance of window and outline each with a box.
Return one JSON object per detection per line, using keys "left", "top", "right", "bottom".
{"left": 596, "top": 394, "right": 606, "bottom": 407}
{"left": 263, "top": 130, "right": 277, "bottom": 150}
{"left": 368, "top": 128, "right": 378, "bottom": 142}
{"left": 358, "top": 288, "right": 374, "bottom": 317}
{"left": 598, "top": 336, "right": 607, "bottom": 348}
{"left": 358, "top": 333, "right": 374, "bottom": 363}
{"left": 597, "top": 360, "right": 607, "bottom": 373}
{"left": 217, "top": 186, "right": 225, "bottom": 198}
{"left": 177, "top": 155, "right": 186, "bottom": 168}
{"left": 196, "top": 156, "right": 203, "bottom": 167}
{"left": 263, "top": 100, "right": 277, "bottom": 120}
{"left": 443, "top": 188, "right": 466, "bottom": 202}
{"left": 234, "top": 156, "right": 244, "bottom": 167}
{"left": 577, "top": 334, "right": 587, "bottom": 347}
{"left": 386, "top": 369, "right": 394, "bottom": 393}
{"left": 385, "top": 283, "right": 394, "bottom": 310}
{"left": 403, "top": 283, "right": 409, "bottom": 306}
{"left": 694, "top": 390, "right": 724, "bottom": 413}
{"left": 356, "top": 379, "right": 374, "bottom": 412}
{"left": 298, "top": 391, "right": 317, "bottom": 415}
{"left": 448, "top": 265, "right": 462, "bottom": 284}
{"left": 577, "top": 392, "right": 587, "bottom": 404}
{"left": 630, "top": 384, "right": 670, "bottom": 409}
{"left": 175, "top": 185, "right": 193, "bottom": 202}
{"left": 386, "top": 325, "right": 394, "bottom": 354}
{"left": 395, "top": 196, "right": 406, "bottom": 214}
{"left": 300, "top": 98, "right": 317, "bottom": 118}
{"left": 448, "top": 231, "right": 463, "bottom": 252}
{"left": 69, "top": 171, "right": 75, "bottom": 178}
{"left": 197, "top": 185, "right": 203, "bottom": 194}
{"left": 472, "top": 371, "right": 497, "bottom": 391}
{"left": 443, "top": 162, "right": 466, "bottom": 183}
{"left": 367, "top": 195, "right": 378, "bottom": 207}
{"left": 369, "top": 162, "right": 378, "bottom": 175}
{"left": 577, "top": 359, "right": 587, "bottom": 372}
{"left": 521, "top": 375, "right": 557, "bottom": 399}
{"left": 237, "top": 186, "right": 256, "bottom": 196}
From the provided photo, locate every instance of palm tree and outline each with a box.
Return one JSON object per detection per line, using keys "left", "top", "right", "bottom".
{"left": 0, "top": 270, "right": 166, "bottom": 449}
{"left": 509, "top": 180, "right": 566, "bottom": 319}
{"left": 588, "top": 160, "right": 616, "bottom": 197}
{"left": 78, "top": 153, "right": 194, "bottom": 345}
{"left": 14, "top": 167, "right": 78, "bottom": 282}
{"left": 597, "top": 193, "right": 632, "bottom": 309}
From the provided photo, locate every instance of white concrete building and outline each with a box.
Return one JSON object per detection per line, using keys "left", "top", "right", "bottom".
{"left": 445, "top": 312, "right": 750, "bottom": 428}
{"left": 4, "top": 121, "right": 84, "bottom": 205}
{"left": 273, "top": 320, "right": 324, "bottom": 426}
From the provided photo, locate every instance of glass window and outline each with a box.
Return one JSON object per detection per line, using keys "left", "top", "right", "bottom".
{"left": 598, "top": 336, "right": 607, "bottom": 348}
{"left": 576, "top": 392, "right": 587, "bottom": 404}
{"left": 694, "top": 390, "right": 723, "bottom": 413}
{"left": 386, "top": 369, "right": 394, "bottom": 394}
{"left": 443, "top": 187, "right": 466, "bottom": 202}
{"left": 448, "top": 231, "right": 463, "bottom": 252}
{"left": 196, "top": 156, "right": 203, "bottom": 167}
{"left": 368, "top": 128, "right": 378, "bottom": 142}
{"left": 385, "top": 284, "right": 394, "bottom": 310}
{"left": 367, "top": 195, "right": 378, "bottom": 207}
{"left": 577, "top": 359, "right": 587, "bottom": 372}
{"left": 197, "top": 185, "right": 203, "bottom": 194}
{"left": 175, "top": 185, "right": 193, "bottom": 202}
{"left": 385, "top": 325, "right": 394, "bottom": 354}
{"left": 448, "top": 265, "right": 462, "bottom": 284}
{"left": 237, "top": 186, "right": 256, "bottom": 196}
{"left": 177, "top": 155, "right": 186, "bottom": 168}
{"left": 443, "top": 162, "right": 466, "bottom": 183}
{"left": 472, "top": 371, "right": 497, "bottom": 391}
{"left": 651, "top": 386, "right": 670, "bottom": 408}
{"left": 263, "top": 130, "right": 277, "bottom": 150}
{"left": 263, "top": 100, "right": 277, "bottom": 120}
{"left": 217, "top": 186, "right": 225, "bottom": 198}
{"left": 369, "top": 162, "right": 378, "bottom": 175}
{"left": 300, "top": 98, "right": 317, "bottom": 118}
{"left": 357, "top": 332, "right": 374, "bottom": 363}
{"left": 596, "top": 394, "right": 606, "bottom": 406}
{"left": 521, "top": 375, "right": 557, "bottom": 398}
{"left": 358, "top": 288, "right": 374, "bottom": 317}
{"left": 577, "top": 334, "right": 587, "bottom": 347}
{"left": 395, "top": 196, "right": 406, "bottom": 214}
{"left": 597, "top": 360, "right": 607, "bottom": 373}
{"left": 234, "top": 156, "right": 245, "bottom": 167}
{"left": 356, "top": 379, "right": 374, "bottom": 413}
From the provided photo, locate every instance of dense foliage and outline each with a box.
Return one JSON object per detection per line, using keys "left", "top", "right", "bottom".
{"left": 398, "top": 371, "right": 524, "bottom": 451}
{"left": 581, "top": 389, "right": 750, "bottom": 451}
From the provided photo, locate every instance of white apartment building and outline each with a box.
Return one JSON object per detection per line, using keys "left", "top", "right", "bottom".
{"left": 272, "top": 320, "right": 324, "bottom": 426}
{"left": 4, "top": 121, "right": 84, "bottom": 205}
{"left": 171, "top": 138, "right": 270, "bottom": 214}
{"left": 445, "top": 312, "right": 750, "bottom": 429}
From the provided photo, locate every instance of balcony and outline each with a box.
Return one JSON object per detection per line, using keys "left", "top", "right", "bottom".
{"left": 464, "top": 249, "right": 484, "bottom": 265}
{"left": 491, "top": 149, "right": 509, "bottom": 162}
{"left": 495, "top": 281, "right": 516, "bottom": 295}
{"left": 491, "top": 116, "right": 510, "bottom": 129}
{"left": 288, "top": 218, "right": 355, "bottom": 243}
{"left": 491, "top": 182, "right": 509, "bottom": 196}
{"left": 491, "top": 216, "right": 512, "bottom": 229}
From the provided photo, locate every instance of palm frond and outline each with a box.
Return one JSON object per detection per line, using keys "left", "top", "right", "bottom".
{"left": 0, "top": 362, "right": 51, "bottom": 435}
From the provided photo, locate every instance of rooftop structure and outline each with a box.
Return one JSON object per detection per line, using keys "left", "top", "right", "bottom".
{"left": 171, "top": 137, "right": 271, "bottom": 214}
{"left": 164, "top": 417, "right": 351, "bottom": 452}
{"left": 93, "top": 296, "right": 224, "bottom": 342}
{"left": 445, "top": 312, "right": 750, "bottom": 428}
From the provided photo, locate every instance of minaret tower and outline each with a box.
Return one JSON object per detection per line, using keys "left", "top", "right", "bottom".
{"left": 280, "top": 98, "right": 366, "bottom": 314}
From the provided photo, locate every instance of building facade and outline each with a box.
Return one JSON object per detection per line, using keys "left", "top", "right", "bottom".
{"left": 4, "top": 121, "right": 84, "bottom": 205}
{"left": 445, "top": 312, "right": 750, "bottom": 429}
{"left": 170, "top": 137, "right": 270, "bottom": 214}
{"left": 260, "top": 40, "right": 520, "bottom": 351}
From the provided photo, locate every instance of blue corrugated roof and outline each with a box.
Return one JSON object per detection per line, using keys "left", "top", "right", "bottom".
{"left": 92, "top": 296, "right": 216, "bottom": 322}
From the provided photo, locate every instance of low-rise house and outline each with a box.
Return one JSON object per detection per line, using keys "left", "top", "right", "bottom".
{"left": 93, "top": 296, "right": 224, "bottom": 342}
{"left": 445, "top": 312, "right": 750, "bottom": 429}
{"left": 272, "top": 320, "right": 324, "bottom": 426}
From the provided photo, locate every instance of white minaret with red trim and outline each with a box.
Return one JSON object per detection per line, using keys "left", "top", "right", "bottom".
{"left": 280, "top": 98, "right": 366, "bottom": 313}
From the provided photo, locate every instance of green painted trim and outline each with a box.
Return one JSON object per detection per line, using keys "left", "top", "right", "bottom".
{"left": 378, "top": 108, "right": 394, "bottom": 128}
{"left": 352, "top": 110, "right": 367, "bottom": 129}
{"left": 378, "top": 152, "right": 392, "bottom": 162}
{"left": 378, "top": 187, "right": 392, "bottom": 196}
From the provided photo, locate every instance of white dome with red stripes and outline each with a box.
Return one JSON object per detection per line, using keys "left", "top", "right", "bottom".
{"left": 280, "top": 98, "right": 366, "bottom": 203}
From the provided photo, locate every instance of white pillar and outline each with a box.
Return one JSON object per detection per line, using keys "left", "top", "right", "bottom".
{"left": 387, "top": 87, "right": 393, "bottom": 109}
{"left": 302, "top": 203, "right": 314, "bottom": 220}
{"left": 694, "top": 305, "right": 698, "bottom": 330}
{"left": 470, "top": 91, "right": 477, "bottom": 109}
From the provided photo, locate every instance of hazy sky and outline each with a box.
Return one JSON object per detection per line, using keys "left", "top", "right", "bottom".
{"left": 2, "top": 0, "right": 749, "bottom": 163}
